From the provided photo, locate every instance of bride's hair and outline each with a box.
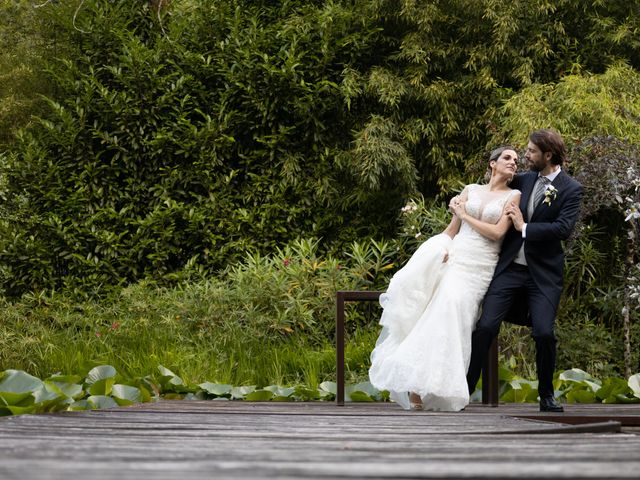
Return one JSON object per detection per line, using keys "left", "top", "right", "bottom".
{"left": 484, "top": 145, "right": 517, "bottom": 183}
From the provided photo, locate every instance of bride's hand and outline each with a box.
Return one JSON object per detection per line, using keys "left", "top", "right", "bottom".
{"left": 505, "top": 202, "right": 524, "bottom": 231}
{"left": 452, "top": 200, "right": 466, "bottom": 219}
{"left": 448, "top": 195, "right": 460, "bottom": 214}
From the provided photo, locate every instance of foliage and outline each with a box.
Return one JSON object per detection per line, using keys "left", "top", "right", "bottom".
{"left": 360, "top": 0, "right": 640, "bottom": 192}
{"left": 0, "top": 237, "right": 393, "bottom": 386}
{"left": 488, "top": 64, "right": 640, "bottom": 149}
{"left": 3, "top": 1, "right": 640, "bottom": 296}
{"left": 3, "top": 363, "right": 639, "bottom": 417}
{"left": 0, "top": 0, "right": 54, "bottom": 150}
{"left": 0, "top": 363, "right": 384, "bottom": 416}
{"left": 497, "top": 367, "right": 640, "bottom": 405}
{"left": 571, "top": 137, "right": 640, "bottom": 376}
{"left": 0, "top": 0, "right": 404, "bottom": 297}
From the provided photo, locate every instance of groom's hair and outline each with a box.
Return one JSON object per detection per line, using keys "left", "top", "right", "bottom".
{"left": 529, "top": 129, "right": 567, "bottom": 166}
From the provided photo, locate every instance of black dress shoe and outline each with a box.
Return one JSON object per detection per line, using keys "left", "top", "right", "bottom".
{"left": 539, "top": 396, "right": 564, "bottom": 412}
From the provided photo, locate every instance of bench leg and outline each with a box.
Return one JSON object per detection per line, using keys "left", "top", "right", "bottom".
{"left": 336, "top": 293, "right": 345, "bottom": 406}
{"left": 481, "top": 337, "right": 499, "bottom": 406}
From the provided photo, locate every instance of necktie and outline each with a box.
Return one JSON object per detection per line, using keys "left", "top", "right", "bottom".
{"left": 532, "top": 176, "right": 550, "bottom": 209}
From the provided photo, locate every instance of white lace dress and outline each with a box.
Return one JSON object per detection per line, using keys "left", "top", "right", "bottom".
{"left": 369, "top": 185, "right": 520, "bottom": 411}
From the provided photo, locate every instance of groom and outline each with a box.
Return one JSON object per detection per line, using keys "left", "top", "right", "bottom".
{"left": 466, "top": 129, "right": 583, "bottom": 412}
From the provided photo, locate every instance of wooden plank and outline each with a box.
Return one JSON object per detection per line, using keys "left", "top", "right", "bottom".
{"left": 1, "top": 402, "right": 639, "bottom": 479}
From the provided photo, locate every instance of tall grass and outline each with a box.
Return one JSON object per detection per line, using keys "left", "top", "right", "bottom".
{"left": 0, "top": 239, "right": 394, "bottom": 387}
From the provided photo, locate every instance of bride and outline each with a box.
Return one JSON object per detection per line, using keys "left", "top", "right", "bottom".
{"left": 369, "top": 146, "right": 521, "bottom": 411}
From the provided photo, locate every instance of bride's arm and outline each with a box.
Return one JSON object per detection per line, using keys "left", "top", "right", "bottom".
{"left": 453, "top": 192, "right": 521, "bottom": 242}
{"left": 442, "top": 215, "right": 462, "bottom": 239}
{"left": 442, "top": 188, "right": 469, "bottom": 239}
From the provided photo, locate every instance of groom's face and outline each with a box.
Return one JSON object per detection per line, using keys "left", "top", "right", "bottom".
{"left": 524, "top": 141, "right": 551, "bottom": 172}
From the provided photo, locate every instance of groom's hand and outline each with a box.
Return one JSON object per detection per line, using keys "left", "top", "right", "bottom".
{"left": 506, "top": 202, "right": 525, "bottom": 231}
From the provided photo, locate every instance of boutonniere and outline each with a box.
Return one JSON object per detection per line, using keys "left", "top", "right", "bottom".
{"left": 543, "top": 185, "right": 558, "bottom": 206}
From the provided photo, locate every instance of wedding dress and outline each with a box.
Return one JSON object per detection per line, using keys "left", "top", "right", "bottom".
{"left": 369, "top": 184, "right": 520, "bottom": 411}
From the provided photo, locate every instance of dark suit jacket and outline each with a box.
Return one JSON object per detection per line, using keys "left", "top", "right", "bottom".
{"left": 500, "top": 170, "right": 583, "bottom": 324}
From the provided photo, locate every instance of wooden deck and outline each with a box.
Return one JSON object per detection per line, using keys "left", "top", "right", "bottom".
{"left": 1, "top": 401, "right": 639, "bottom": 479}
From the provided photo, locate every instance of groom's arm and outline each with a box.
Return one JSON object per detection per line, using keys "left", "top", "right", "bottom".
{"left": 525, "top": 183, "right": 583, "bottom": 241}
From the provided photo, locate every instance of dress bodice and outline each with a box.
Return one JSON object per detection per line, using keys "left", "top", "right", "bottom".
{"left": 456, "top": 184, "right": 520, "bottom": 254}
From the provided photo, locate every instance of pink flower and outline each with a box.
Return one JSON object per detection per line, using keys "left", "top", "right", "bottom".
{"left": 283, "top": 258, "right": 291, "bottom": 267}
{"left": 110, "top": 321, "right": 121, "bottom": 330}
{"left": 95, "top": 332, "right": 102, "bottom": 338}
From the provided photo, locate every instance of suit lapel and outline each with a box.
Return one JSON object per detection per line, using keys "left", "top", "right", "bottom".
{"left": 519, "top": 172, "right": 537, "bottom": 211}
{"left": 531, "top": 170, "right": 567, "bottom": 221}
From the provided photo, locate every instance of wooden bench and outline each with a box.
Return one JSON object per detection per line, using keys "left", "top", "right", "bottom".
{"left": 336, "top": 290, "right": 499, "bottom": 406}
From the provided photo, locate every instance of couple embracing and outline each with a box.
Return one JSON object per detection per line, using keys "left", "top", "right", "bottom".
{"left": 369, "top": 129, "right": 583, "bottom": 412}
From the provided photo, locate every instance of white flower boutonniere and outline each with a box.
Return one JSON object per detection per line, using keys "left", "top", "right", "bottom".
{"left": 543, "top": 185, "right": 558, "bottom": 206}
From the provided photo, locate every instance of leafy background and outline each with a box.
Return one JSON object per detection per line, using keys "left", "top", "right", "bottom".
{"left": 1, "top": 0, "right": 640, "bottom": 412}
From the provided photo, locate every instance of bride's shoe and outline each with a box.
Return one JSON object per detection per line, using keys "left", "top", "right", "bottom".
{"left": 409, "top": 392, "right": 423, "bottom": 410}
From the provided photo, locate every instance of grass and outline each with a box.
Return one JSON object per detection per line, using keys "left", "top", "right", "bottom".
{"left": 0, "top": 281, "right": 379, "bottom": 388}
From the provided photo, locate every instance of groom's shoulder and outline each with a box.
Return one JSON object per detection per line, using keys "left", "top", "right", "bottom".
{"left": 511, "top": 171, "right": 535, "bottom": 186}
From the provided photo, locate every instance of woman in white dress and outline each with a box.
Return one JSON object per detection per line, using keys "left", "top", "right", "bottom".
{"left": 369, "top": 147, "right": 521, "bottom": 411}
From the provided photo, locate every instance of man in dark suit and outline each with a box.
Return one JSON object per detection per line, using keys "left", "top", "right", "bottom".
{"left": 466, "top": 129, "right": 583, "bottom": 412}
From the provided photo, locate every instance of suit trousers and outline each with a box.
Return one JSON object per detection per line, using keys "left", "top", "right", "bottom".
{"left": 476, "top": 262, "right": 558, "bottom": 338}
{"left": 467, "top": 262, "right": 560, "bottom": 397}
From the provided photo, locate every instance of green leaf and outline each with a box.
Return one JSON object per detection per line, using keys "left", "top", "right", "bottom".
{"left": 231, "top": 386, "right": 256, "bottom": 400}
{"left": 88, "top": 378, "right": 115, "bottom": 396}
{"left": 500, "top": 381, "right": 538, "bottom": 403}
{"left": 349, "top": 391, "right": 374, "bottom": 402}
{"left": 111, "top": 384, "right": 142, "bottom": 406}
{"left": 566, "top": 389, "right": 596, "bottom": 403}
{"left": 596, "top": 377, "right": 630, "bottom": 402}
{"left": 346, "top": 382, "right": 381, "bottom": 400}
{"left": 157, "top": 365, "right": 185, "bottom": 391}
{"left": 68, "top": 399, "right": 91, "bottom": 411}
{"left": 2, "top": 404, "right": 39, "bottom": 415}
{"left": 44, "top": 380, "right": 84, "bottom": 400}
{"left": 559, "top": 368, "right": 597, "bottom": 383}
{"left": 271, "top": 395, "right": 295, "bottom": 402}
{"left": 293, "top": 386, "right": 320, "bottom": 401}
{"left": 86, "top": 395, "right": 119, "bottom": 410}
{"left": 0, "top": 370, "right": 43, "bottom": 406}
{"left": 244, "top": 390, "right": 274, "bottom": 401}
{"left": 85, "top": 365, "right": 117, "bottom": 385}
{"left": 318, "top": 381, "right": 337, "bottom": 395}
{"left": 198, "top": 382, "right": 233, "bottom": 397}
{"left": 46, "top": 374, "right": 83, "bottom": 384}
{"left": 614, "top": 394, "right": 640, "bottom": 404}
{"left": 263, "top": 385, "right": 295, "bottom": 397}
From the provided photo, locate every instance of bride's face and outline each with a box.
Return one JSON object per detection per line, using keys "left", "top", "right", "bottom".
{"left": 491, "top": 149, "right": 518, "bottom": 179}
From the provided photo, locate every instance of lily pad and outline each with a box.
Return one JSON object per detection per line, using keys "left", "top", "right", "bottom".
{"left": 0, "top": 370, "right": 43, "bottom": 406}
{"left": 87, "top": 395, "right": 119, "bottom": 410}
{"left": 231, "top": 386, "right": 256, "bottom": 400}
{"left": 85, "top": 365, "right": 117, "bottom": 385}
{"left": 112, "top": 384, "right": 142, "bottom": 406}
{"left": 198, "top": 382, "right": 233, "bottom": 397}
{"left": 244, "top": 390, "right": 274, "bottom": 401}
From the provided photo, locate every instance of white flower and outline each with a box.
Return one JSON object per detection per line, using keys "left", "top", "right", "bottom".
{"left": 401, "top": 203, "right": 418, "bottom": 213}
{"left": 414, "top": 232, "right": 422, "bottom": 239}
{"left": 543, "top": 185, "right": 558, "bottom": 206}
{"left": 625, "top": 204, "right": 640, "bottom": 222}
